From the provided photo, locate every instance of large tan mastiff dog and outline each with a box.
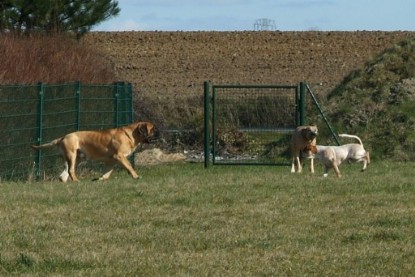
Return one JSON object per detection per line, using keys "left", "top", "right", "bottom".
{"left": 290, "top": 125, "right": 318, "bottom": 174}
{"left": 31, "top": 121, "right": 155, "bottom": 182}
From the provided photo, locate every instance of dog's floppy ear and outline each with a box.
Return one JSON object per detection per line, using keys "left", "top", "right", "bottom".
{"left": 303, "top": 144, "right": 317, "bottom": 154}
{"left": 137, "top": 122, "right": 155, "bottom": 140}
{"left": 138, "top": 123, "right": 149, "bottom": 137}
{"left": 145, "top": 122, "right": 154, "bottom": 136}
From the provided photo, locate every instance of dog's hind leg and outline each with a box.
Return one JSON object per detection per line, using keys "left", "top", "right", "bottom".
{"left": 310, "top": 158, "right": 315, "bottom": 174}
{"left": 66, "top": 153, "right": 79, "bottom": 182}
{"left": 359, "top": 152, "right": 370, "bottom": 172}
{"left": 333, "top": 164, "right": 342, "bottom": 178}
{"left": 59, "top": 141, "right": 79, "bottom": 182}
{"left": 362, "top": 151, "right": 370, "bottom": 172}
{"left": 291, "top": 157, "right": 296, "bottom": 173}
{"left": 292, "top": 155, "right": 302, "bottom": 173}
{"left": 323, "top": 166, "right": 330, "bottom": 177}
{"left": 58, "top": 146, "right": 70, "bottom": 182}
{"left": 59, "top": 161, "right": 70, "bottom": 182}
{"left": 95, "top": 161, "right": 116, "bottom": 181}
{"left": 296, "top": 156, "right": 303, "bottom": 173}
{"left": 361, "top": 160, "right": 367, "bottom": 172}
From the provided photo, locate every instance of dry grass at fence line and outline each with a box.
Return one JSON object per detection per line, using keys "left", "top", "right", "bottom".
{"left": 0, "top": 161, "right": 414, "bottom": 275}
{"left": 135, "top": 148, "right": 187, "bottom": 165}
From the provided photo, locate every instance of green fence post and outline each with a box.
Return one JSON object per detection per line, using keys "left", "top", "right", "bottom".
{"left": 75, "top": 81, "right": 81, "bottom": 130}
{"left": 299, "top": 81, "right": 306, "bottom": 125}
{"left": 119, "top": 81, "right": 131, "bottom": 125}
{"left": 35, "top": 82, "right": 44, "bottom": 178}
{"left": 128, "top": 82, "right": 134, "bottom": 124}
{"left": 113, "top": 82, "right": 120, "bottom": 127}
{"left": 211, "top": 85, "right": 217, "bottom": 165}
{"left": 204, "top": 81, "right": 210, "bottom": 168}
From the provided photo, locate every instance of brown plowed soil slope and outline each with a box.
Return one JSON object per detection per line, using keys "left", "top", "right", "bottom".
{"left": 85, "top": 31, "right": 414, "bottom": 97}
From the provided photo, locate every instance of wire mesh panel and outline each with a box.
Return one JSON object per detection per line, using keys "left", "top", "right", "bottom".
{"left": 114, "top": 82, "right": 134, "bottom": 128}
{"left": 212, "top": 85, "right": 298, "bottom": 165}
{"left": 0, "top": 85, "right": 39, "bottom": 180}
{"left": 80, "top": 84, "right": 118, "bottom": 130}
{"left": 35, "top": 84, "right": 80, "bottom": 178}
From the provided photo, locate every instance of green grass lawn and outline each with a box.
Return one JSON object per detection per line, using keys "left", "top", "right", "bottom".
{"left": 0, "top": 161, "right": 414, "bottom": 276}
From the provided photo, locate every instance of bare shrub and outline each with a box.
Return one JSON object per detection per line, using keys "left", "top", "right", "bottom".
{"left": 0, "top": 34, "right": 116, "bottom": 84}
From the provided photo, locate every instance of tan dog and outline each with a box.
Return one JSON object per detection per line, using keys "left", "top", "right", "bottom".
{"left": 302, "top": 134, "right": 370, "bottom": 178}
{"left": 31, "top": 121, "right": 155, "bottom": 182}
{"left": 290, "top": 125, "right": 318, "bottom": 173}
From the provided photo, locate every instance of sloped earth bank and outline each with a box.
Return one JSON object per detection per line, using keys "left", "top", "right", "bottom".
{"left": 85, "top": 31, "right": 414, "bottom": 163}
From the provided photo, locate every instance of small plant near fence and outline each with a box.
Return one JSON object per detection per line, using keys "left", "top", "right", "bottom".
{"left": 0, "top": 82, "right": 132, "bottom": 181}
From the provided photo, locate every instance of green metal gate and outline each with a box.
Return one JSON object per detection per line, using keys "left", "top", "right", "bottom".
{"left": 204, "top": 82, "right": 307, "bottom": 167}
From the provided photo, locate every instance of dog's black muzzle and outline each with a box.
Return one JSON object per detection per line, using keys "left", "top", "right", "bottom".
{"left": 147, "top": 136, "right": 159, "bottom": 143}
{"left": 146, "top": 128, "right": 161, "bottom": 143}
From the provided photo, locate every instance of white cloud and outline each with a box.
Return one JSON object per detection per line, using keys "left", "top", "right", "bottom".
{"left": 95, "top": 20, "right": 147, "bottom": 31}
{"left": 114, "top": 20, "right": 147, "bottom": 31}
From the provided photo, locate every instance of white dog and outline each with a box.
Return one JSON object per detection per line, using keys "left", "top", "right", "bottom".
{"left": 302, "top": 134, "right": 370, "bottom": 178}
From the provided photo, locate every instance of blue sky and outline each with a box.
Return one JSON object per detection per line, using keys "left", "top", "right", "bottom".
{"left": 94, "top": 0, "right": 415, "bottom": 32}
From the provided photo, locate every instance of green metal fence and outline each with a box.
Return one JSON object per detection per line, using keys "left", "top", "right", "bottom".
{"left": 204, "top": 81, "right": 306, "bottom": 166}
{"left": 0, "top": 82, "right": 133, "bottom": 181}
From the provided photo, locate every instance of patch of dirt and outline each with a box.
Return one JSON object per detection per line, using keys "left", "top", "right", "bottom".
{"left": 85, "top": 31, "right": 414, "bottom": 98}
{"left": 135, "top": 148, "right": 186, "bottom": 165}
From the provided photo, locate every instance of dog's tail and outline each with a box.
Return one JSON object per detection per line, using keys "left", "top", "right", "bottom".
{"left": 338, "top": 134, "right": 363, "bottom": 145}
{"left": 31, "top": 137, "right": 63, "bottom": 150}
